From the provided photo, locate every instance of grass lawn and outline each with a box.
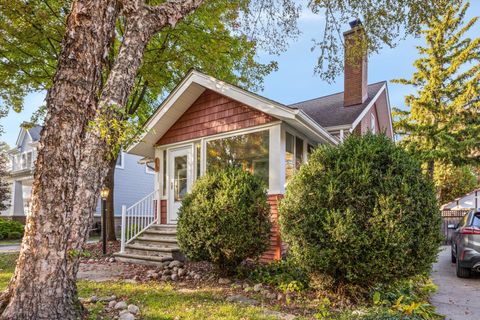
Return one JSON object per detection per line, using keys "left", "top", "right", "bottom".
{"left": 0, "top": 253, "right": 287, "bottom": 320}
{"left": 0, "top": 239, "right": 21, "bottom": 246}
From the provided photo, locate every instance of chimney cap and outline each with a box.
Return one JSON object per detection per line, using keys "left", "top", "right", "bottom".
{"left": 349, "top": 18, "right": 362, "bottom": 29}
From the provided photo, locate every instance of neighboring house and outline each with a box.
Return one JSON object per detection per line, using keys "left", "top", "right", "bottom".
{"left": 115, "top": 22, "right": 394, "bottom": 265}
{"left": 441, "top": 188, "right": 480, "bottom": 211}
{"left": 2, "top": 125, "right": 155, "bottom": 226}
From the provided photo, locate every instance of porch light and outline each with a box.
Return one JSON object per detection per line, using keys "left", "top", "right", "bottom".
{"left": 100, "top": 187, "right": 110, "bottom": 200}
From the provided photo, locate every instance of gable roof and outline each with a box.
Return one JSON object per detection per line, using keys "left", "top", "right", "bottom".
{"left": 128, "top": 70, "right": 339, "bottom": 157}
{"left": 14, "top": 124, "right": 43, "bottom": 148}
{"left": 289, "top": 82, "right": 387, "bottom": 129}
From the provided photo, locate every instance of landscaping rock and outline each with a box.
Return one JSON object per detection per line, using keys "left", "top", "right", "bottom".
{"left": 169, "top": 260, "right": 183, "bottom": 268}
{"left": 127, "top": 304, "right": 140, "bottom": 315}
{"left": 108, "top": 257, "right": 115, "bottom": 263}
{"left": 89, "top": 295, "right": 98, "bottom": 303}
{"left": 171, "top": 274, "right": 179, "bottom": 281}
{"left": 108, "top": 300, "right": 117, "bottom": 308}
{"left": 178, "top": 268, "right": 186, "bottom": 277}
{"left": 163, "top": 269, "right": 172, "bottom": 276}
{"left": 277, "top": 293, "right": 284, "bottom": 301}
{"left": 100, "top": 295, "right": 117, "bottom": 302}
{"left": 266, "top": 292, "right": 277, "bottom": 300}
{"left": 226, "top": 295, "right": 259, "bottom": 306}
{"left": 253, "top": 283, "right": 262, "bottom": 292}
{"left": 119, "top": 312, "right": 135, "bottom": 320}
{"left": 218, "top": 278, "right": 231, "bottom": 285}
{"left": 114, "top": 301, "right": 128, "bottom": 310}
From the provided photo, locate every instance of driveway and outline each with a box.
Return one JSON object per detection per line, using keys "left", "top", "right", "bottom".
{"left": 431, "top": 246, "right": 480, "bottom": 319}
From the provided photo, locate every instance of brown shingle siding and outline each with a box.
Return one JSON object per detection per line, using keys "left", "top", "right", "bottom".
{"left": 157, "top": 90, "right": 275, "bottom": 146}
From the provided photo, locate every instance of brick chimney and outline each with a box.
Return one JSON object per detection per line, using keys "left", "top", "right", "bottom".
{"left": 343, "top": 19, "right": 368, "bottom": 107}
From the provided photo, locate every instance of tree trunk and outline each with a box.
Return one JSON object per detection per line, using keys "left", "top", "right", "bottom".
{"left": 0, "top": 1, "right": 203, "bottom": 318}
{"left": 105, "top": 158, "right": 117, "bottom": 241}
{"left": 0, "top": 1, "right": 118, "bottom": 319}
{"left": 428, "top": 159, "right": 435, "bottom": 179}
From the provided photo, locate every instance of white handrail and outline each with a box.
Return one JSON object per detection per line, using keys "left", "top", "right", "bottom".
{"left": 120, "top": 190, "right": 159, "bottom": 253}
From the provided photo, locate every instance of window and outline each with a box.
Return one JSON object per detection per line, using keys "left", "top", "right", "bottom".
{"left": 285, "top": 132, "right": 295, "bottom": 182}
{"left": 116, "top": 151, "right": 124, "bottom": 169}
{"left": 307, "top": 144, "right": 315, "bottom": 156}
{"left": 370, "top": 113, "right": 376, "bottom": 134}
{"left": 206, "top": 130, "right": 269, "bottom": 184}
{"left": 195, "top": 142, "right": 201, "bottom": 179}
{"left": 295, "top": 137, "right": 304, "bottom": 168}
{"left": 472, "top": 213, "right": 480, "bottom": 227}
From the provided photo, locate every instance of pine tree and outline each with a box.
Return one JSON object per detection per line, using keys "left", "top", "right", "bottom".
{"left": 393, "top": 1, "right": 480, "bottom": 179}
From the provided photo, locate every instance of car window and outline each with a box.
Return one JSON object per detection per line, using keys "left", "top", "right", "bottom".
{"left": 472, "top": 213, "right": 480, "bottom": 227}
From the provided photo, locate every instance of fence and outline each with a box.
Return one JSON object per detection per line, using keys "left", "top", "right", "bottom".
{"left": 441, "top": 209, "right": 471, "bottom": 244}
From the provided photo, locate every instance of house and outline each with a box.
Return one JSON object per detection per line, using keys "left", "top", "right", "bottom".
{"left": 114, "top": 21, "right": 394, "bottom": 265}
{"left": 441, "top": 188, "right": 480, "bottom": 211}
{"left": 2, "top": 124, "right": 155, "bottom": 229}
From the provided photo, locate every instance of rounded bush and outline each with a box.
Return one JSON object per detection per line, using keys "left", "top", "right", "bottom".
{"left": 177, "top": 167, "right": 271, "bottom": 274}
{"left": 279, "top": 134, "right": 442, "bottom": 289}
{"left": 0, "top": 218, "right": 24, "bottom": 240}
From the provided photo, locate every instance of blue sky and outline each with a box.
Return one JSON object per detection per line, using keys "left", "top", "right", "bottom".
{"left": 1, "top": 2, "right": 479, "bottom": 147}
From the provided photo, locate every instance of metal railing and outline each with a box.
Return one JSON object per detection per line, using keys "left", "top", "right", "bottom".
{"left": 120, "top": 190, "right": 159, "bottom": 253}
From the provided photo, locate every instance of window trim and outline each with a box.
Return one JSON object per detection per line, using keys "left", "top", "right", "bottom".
{"left": 116, "top": 151, "right": 125, "bottom": 169}
{"left": 203, "top": 128, "right": 270, "bottom": 184}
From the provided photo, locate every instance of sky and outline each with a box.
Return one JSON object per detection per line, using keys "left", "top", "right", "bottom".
{"left": 1, "top": 2, "right": 479, "bottom": 147}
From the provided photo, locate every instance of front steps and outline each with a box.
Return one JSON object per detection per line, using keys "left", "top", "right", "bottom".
{"left": 114, "top": 225, "right": 183, "bottom": 266}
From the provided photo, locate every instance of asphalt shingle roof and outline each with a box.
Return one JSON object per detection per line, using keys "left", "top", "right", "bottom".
{"left": 288, "top": 82, "right": 386, "bottom": 128}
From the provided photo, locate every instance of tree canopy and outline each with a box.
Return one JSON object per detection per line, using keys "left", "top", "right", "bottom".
{"left": 393, "top": 1, "right": 480, "bottom": 178}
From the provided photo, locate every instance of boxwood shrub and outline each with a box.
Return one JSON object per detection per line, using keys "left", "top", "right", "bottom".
{"left": 279, "top": 134, "right": 442, "bottom": 289}
{"left": 177, "top": 167, "right": 271, "bottom": 274}
{"left": 0, "top": 218, "right": 24, "bottom": 240}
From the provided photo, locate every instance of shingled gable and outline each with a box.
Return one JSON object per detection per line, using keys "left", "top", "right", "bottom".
{"left": 128, "top": 70, "right": 338, "bottom": 158}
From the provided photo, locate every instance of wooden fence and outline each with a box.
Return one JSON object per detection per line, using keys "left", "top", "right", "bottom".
{"left": 441, "top": 209, "right": 471, "bottom": 244}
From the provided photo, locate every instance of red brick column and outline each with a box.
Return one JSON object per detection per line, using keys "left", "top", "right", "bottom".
{"left": 260, "top": 194, "right": 283, "bottom": 262}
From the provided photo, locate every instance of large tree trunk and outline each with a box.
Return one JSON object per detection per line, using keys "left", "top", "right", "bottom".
{"left": 0, "top": 1, "right": 118, "bottom": 318}
{"left": 0, "top": 1, "right": 203, "bottom": 319}
{"left": 105, "top": 158, "right": 117, "bottom": 241}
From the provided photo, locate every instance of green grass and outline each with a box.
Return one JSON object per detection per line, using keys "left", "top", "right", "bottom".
{"left": 0, "top": 239, "right": 21, "bottom": 245}
{"left": 0, "top": 253, "right": 280, "bottom": 319}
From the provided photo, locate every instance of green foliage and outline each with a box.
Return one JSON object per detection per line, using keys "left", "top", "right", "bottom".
{"left": 177, "top": 167, "right": 271, "bottom": 274}
{"left": 310, "top": 0, "right": 452, "bottom": 81}
{"left": 0, "top": 218, "right": 24, "bottom": 240}
{"left": 393, "top": 1, "right": 480, "bottom": 177}
{"left": 238, "top": 259, "right": 309, "bottom": 292}
{"left": 434, "top": 163, "right": 478, "bottom": 205}
{"left": 0, "top": 142, "right": 10, "bottom": 211}
{"left": 279, "top": 134, "right": 443, "bottom": 289}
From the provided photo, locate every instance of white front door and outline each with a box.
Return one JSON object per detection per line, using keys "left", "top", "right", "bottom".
{"left": 167, "top": 146, "right": 193, "bottom": 224}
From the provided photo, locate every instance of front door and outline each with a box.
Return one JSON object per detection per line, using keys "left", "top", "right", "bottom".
{"left": 167, "top": 146, "right": 193, "bottom": 224}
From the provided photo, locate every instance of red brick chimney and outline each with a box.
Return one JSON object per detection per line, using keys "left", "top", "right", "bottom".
{"left": 343, "top": 19, "right": 368, "bottom": 107}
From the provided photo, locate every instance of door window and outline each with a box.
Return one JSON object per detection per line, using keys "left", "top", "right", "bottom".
{"left": 174, "top": 155, "right": 188, "bottom": 201}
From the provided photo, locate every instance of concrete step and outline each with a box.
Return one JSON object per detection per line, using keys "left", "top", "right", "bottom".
{"left": 114, "top": 252, "right": 173, "bottom": 266}
{"left": 135, "top": 236, "right": 178, "bottom": 244}
{"left": 149, "top": 224, "right": 177, "bottom": 231}
{"left": 126, "top": 243, "right": 180, "bottom": 252}
{"left": 143, "top": 229, "right": 177, "bottom": 237}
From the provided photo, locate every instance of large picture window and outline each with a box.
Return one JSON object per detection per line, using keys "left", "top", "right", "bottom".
{"left": 206, "top": 130, "right": 269, "bottom": 184}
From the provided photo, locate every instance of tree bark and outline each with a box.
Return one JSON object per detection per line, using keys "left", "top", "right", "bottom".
{"left": 0, "top": 1, "right": 204, "bottom": 319}
{"left": 0, "top": 1, "right": 118, "bottom": 319}
{"left": 105, "top": 158, "right": 117, "bottom": 241}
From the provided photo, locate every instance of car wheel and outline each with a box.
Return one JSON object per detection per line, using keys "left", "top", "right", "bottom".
{"left": 451, "top": 249, "right": 457, "bottom": 263}
{"left": 456, "top": 258, "right": 470, "bottom": 278}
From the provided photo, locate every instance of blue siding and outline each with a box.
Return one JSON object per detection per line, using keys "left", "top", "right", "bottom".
{"left": 95, "top": 152, "right": 155, "bottom": 216}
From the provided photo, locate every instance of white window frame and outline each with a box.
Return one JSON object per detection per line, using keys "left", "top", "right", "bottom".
{"left": 116, "top": 151, "right": 125, "bottom": 169}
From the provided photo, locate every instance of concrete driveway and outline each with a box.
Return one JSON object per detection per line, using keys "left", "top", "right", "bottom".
{"left": 431, "top": 246, "right": 480, "bottom": 320}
